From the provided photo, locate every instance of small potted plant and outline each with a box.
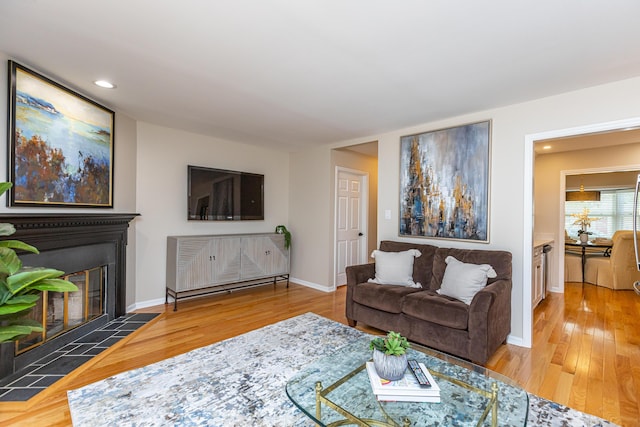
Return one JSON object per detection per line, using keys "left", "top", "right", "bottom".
{"left": 577, "top": 229, "right": 592, "bottom": 244}
{"left": 275, "top": 225, "right": 291, "bottom": 250}
{"left": 571, "top": 208, "right": 600, "bottom": 243}
{"left": 369, "top": 331, "right": 410, "bottom": 381}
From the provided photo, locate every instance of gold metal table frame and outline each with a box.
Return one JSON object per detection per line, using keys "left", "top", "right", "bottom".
{"left": 312, "top": 362, "right": 500, "bottom": 427}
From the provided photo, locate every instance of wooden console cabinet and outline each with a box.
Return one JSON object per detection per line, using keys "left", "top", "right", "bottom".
{"left": 166, "top": 233, "right": 290, "bottom": 310}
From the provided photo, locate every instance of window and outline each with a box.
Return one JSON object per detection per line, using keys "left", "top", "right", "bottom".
{"left": 565, "top": 189, "right": 635, "bottom": 238}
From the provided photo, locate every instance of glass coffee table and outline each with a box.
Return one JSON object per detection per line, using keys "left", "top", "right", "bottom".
{"left": 286, "top": 336, "right": 528, "bottom": 426}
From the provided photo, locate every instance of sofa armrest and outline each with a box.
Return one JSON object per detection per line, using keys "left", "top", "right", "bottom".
{"left": 346, "top": 263, "right": 376, "bottom": 287}
{"left": 345, "top": 263, "right": 376, "bottom": 323}
{"left": 469, "top": 281, "right": 501, "bottom": 313}
{"left": 468, "top": 279, "right": 512, "bottom": 364}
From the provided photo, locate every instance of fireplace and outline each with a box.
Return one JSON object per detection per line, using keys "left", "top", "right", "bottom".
{"left": 0, "top": 213, "right": 138, "bottom": 379}
{"left": 15, "top": 265, "right": 106, "bottom": 354}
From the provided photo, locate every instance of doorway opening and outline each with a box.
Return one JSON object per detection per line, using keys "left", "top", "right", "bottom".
{"left": 524, "top": 117, "right": 640, "bottom": 347}
{"left": 332, "top": 142, "right": 378, "bottom": 288}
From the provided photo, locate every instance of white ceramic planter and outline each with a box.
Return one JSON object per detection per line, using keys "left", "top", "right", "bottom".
{"left": 372, "top": 349, "right": 407, "bottom": 381}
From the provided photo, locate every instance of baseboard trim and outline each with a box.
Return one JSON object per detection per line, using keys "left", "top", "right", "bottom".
{"left": 506, "top": 334, "right": 527, "bottom": 348}
{"left": 290, "top": 277, "right": 335, "bottom": 293}
{"left": 128, "top": 279, "right": 336, "bottom": 312}
{"left": 127, "top": 298, "right": 167, "bottom": 312}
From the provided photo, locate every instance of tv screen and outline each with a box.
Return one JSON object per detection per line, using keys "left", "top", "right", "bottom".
{"left": 187, "top": 165, "right": 264, "bottom": 221}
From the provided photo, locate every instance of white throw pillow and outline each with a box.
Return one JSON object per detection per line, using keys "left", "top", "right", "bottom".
{"left": 437, "top": 256, "right": 497, "bottom": 305}
{"left": 367, "top": 249, "right": 422, "bottom": 288}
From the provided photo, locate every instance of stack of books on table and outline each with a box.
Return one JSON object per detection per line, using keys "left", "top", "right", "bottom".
{"left": 365, "top": 361, "right": 441, "bottom": 403}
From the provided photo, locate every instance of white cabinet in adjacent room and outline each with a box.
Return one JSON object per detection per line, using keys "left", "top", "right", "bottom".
{"left": 532, "top": 245, "right": 544, "bottom": 308}
{"left": 532, "top": 239, "right": 553, "bottom": 309}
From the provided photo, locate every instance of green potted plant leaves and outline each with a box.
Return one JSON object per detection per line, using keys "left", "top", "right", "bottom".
{"left": 275, "top": 225, "right": 291, "bottom": 250}
{"left": 369, "top": 331, "right": 410, "bottom": 381}
{"left": 0, "top": 182, "right": 78, "bottom": 343}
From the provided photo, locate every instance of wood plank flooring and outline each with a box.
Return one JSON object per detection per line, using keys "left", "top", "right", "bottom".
{"left": 0, "top": 281, "right": 638, "bottom": 426}
{"left": 485, "top": 282, "right": 640, "bottom": 427}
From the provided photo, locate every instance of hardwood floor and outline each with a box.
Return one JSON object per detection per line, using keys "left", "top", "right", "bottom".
{"left": 0, "top": 281, "right": 638, "bottom": 426}
{"left": 485, "top": 282, "right": 640, "bottom": 427}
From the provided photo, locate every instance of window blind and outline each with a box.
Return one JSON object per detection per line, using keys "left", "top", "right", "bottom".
{"left": 565, "top": 189, "right": 635, "bottom": 238}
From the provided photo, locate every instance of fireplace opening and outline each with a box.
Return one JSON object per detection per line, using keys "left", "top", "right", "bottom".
{"left": 15, "top": 266, "right": 107, "bottom": 355}
{"left": 4, "top": 242, "right": 117, "bottom": 376}
{"left": 0, "top": 213, "right": 138, "bottom": 383}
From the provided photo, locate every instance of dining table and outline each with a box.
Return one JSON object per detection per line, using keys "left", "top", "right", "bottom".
{"left": 564, "top": 240, "right": 613, "bottom": 284}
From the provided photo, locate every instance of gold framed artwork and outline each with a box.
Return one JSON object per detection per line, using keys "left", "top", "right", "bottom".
{"left": 7, "top": 61, "right": 114, "bottom": 207}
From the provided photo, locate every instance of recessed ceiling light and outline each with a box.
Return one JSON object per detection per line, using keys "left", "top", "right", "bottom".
{"left": 542, "top": 145, "right": 551, "bottom": 150}
{"left": 94, "top": 80, "right": 116, "bottom": 89}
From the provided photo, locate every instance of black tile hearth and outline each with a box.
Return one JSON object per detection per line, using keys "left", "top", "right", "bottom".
{"left": 0, "top": 312, "right": 159, "bottom": 402}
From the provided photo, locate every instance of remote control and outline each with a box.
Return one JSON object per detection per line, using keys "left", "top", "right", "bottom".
{"left": 408, "top": 359, "right": 432, "bottom": 387}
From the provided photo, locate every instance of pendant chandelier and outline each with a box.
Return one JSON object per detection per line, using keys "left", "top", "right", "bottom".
{"left": 566, "top": 181, "right": 600, "bottom": 202}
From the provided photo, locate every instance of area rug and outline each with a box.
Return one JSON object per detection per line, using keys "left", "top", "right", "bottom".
{"left": 67, "top": 312, "right": 617, "bottom": 426}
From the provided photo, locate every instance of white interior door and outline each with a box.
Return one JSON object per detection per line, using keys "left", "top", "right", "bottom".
{"left": 335, "top": 169, "right": 367, "bottom": 286}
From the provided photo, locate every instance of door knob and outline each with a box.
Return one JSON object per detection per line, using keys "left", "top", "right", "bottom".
{"left": 358, "top": 232, "right": 364, "bottom": 236}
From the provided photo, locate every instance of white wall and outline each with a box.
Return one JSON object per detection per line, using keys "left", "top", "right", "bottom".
{"left": 134, "top": 122, "right": 290, "bottom": 305}
{"left": 289, "top": 75, "right": 640, "bottom": 345}
{"left": 565, "top": 170, "right": 640, "bottom": 191}
{"left": 115, "top": 115, "right": 138, "bottom": 307}
{"left": 288, "top": 146, "right": 332, "bottom": 289}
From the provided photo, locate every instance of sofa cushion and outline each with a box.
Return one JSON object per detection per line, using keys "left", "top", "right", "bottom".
{"left": 368, "top": 249, "right": 422, "bottom": 287}
{"left": 430, "top": 247, "right": 512, "bottom": 291}
{"left": 379, "top": 241, "right": 438, "bottom": 289}
{"left": 436, "top": 256, "right": 497, "bottom": 304}
{"left": 352, "top": 282, "right": 423, "bottom": 313}
{"left": 402, "top": 291, "right": 469, "bottom": 330}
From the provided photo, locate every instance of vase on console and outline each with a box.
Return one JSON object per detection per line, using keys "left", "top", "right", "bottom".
{"left": 579, "top": 232, "right": 589, "bottom": 243}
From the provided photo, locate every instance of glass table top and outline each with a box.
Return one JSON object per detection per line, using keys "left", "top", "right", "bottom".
{"left": 286, "top": 336, "right": 528, "bottom": 427}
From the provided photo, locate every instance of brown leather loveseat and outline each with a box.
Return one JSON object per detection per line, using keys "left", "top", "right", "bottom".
{"left": 346, "top": 240, "right": 512, "bottom": 365}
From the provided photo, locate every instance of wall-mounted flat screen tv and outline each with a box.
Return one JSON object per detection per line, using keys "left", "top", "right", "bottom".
{"left": 188, "top": 165, "right": 264, "bottom": 221}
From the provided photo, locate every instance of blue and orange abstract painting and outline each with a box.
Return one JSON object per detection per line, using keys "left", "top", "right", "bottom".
{"left": 399, "top": 121, "right": 491, "bottom": 242}
{"left": 10, "top": 62, "right": 114, "bottom": 207}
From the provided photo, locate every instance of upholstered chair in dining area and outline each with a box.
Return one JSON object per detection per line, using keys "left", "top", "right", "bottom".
{"left": 564, "top": 230, "right": 582, "bottom": 282}
{"left": 564, "top": 252, "right": 583, "bottom": 283}
{"left": 584, "top": 230, "right": 640, "bottom": 290}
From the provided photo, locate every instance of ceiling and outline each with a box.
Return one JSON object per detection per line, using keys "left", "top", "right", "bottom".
{"left": 534, "top": 127, "right": 640, "bottom": 155}
{"left": 2, "top": 1, "right": 640, "bottom": 152}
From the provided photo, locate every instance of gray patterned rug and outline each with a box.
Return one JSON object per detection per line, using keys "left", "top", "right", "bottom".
{"left": 67, "top": 313, "right": 617, "bottom": 426}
